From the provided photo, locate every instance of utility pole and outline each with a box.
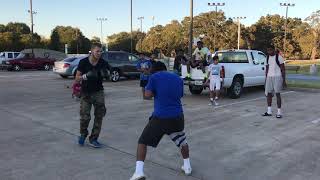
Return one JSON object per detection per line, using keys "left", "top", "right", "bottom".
{"left": 208, "top": 2, "right": 225, "bottom": 52}
{"left": 28, "top": 0, "right": 37, "bottom": 55}
{"left": 96, "top": 17, "right": 108, "bottom": 50}
{"left": 232, "top": 17, "right": 246, "bottom": 50}
{"left": 151, "top": 16, "right": 155, "bottom": 27}
{"left": 280, "top": 3, "right": 295, "bottom": 59}
{"left": 151, "top": 16, "right": 155, "bottom": 52}
{"left": 76, "top": 28, "right": 79, "bottom": 54}
{"left": 188, "top": 0, "right": 193, "bottom": 58}
{"left": 138, "top": 16, "right": 144, "bottom": 52}
{"left": 130, "top": 0, "right": 133, "bottom": 53}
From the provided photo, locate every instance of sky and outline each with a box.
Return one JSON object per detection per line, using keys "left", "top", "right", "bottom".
{"left": 0, "top": 0, "right": 319, "bottom": 40}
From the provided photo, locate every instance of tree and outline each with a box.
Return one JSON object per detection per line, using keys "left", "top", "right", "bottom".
{"left": 49, "top": 29, "right": 61, "bottom": 51}
{"left": 6, "top": 22, "right": 30, "bottom": 34}
{"left": 108, "top": 31, "right": 145, "bottom": 52}
{"left": 91, "top": 36, "right": 101, "bottom": 44}
{"left": 246, "top": 15, "right": 311, "bottom": 58}
{"left": 49, "top": 26, "right": 91, "bottom": 53}
{"left": 305, "top": 10, "right": 320, "bottom": 60}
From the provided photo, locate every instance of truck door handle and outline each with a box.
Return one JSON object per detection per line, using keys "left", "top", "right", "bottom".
{"left": 262, "top": 67, "right": 265, "bottom": 70}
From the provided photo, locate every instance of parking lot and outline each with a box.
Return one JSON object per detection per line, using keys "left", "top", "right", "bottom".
{"left": 1, "top": 70, "right": 320, "bottom": 180}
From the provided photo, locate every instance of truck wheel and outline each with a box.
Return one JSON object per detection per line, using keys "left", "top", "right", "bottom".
{"left": 189, "top": 85, "right": 203, "bottom": 95}
{"left": 228, "top": 77, "right": 243, "bottom": 99}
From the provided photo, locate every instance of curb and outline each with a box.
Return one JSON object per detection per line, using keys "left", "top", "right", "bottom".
{"left": 287, "top": 87, "right": 320, "bottom": 93}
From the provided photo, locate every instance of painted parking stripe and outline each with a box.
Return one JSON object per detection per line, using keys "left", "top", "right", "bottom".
{"left": 213, "top": 91, "right": 295, "bottom": 110}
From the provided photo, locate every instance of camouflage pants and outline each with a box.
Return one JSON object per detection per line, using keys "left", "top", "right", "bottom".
{"left": 80, "top": 90, "right": 106, "bottom": 141}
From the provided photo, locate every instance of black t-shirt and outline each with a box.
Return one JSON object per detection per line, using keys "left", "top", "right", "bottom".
{"left": 77, "top": 57, "right": 108, "bottom": 94}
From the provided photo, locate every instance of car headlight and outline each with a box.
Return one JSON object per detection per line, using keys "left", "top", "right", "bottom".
{"left": 5, "top": 61, "right": 10, "bottom": 64}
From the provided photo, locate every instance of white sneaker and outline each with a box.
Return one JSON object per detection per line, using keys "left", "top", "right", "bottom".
{"left": 129, "top": 173, "right": 146, "bottom": 180}
{"left": 181, "top": 166, "right": 192, "bottom": 176}
{"left": 208, "top": 101, "right": 214, "bottom": 106}
{"left": 214, "top": 100, "right": 219, "bottom": 106}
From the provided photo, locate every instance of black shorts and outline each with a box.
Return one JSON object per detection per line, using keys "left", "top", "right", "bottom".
{"left": 138, "top": 115, "right": 185, "bottom": 148}
{"left": 190, "top": 60, "right": 208, "bottom": 68}
{"left": 140, "top": 80, "right": 148, "bottom": 87}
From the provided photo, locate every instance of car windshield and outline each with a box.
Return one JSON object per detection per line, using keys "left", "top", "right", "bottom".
{"left": 16, "top": 53, "right": 25, "bottom": 59}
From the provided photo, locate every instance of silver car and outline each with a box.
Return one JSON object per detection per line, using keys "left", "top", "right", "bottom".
{"left": 53, "top": 56, "right": 88, "bottom": 78}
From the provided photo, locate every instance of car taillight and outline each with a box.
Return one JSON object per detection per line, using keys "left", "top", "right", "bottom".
{"left": 63, "top": 63, "right": 70, "bottom": 68}
{"left": 220, "top": 66, "right": 225, "bottom": 78}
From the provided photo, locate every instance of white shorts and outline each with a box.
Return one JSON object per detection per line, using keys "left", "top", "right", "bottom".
{"left": 265, "top": 76, "right": 283, "bottom": 95}
{"left": 210, "top": 77, "right": 221, "bottom": 91}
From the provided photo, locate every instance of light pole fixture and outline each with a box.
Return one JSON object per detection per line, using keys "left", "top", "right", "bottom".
{"left": 137, "top": 16, "right": 144, "bottom": 52}
{"left": 232, "top": 16, "right": 246, "bottom": 50}
{"left": 208, "top": 2, "right": 225, "bottom": 52}
{"left": 96, "top": 17, "right": 108, "bottom": 50}
{"left": 28, "top": 0, "right": 37, "bottom": 55}
{"left": 280, "top": 3, "right": 295, "bottom": 58}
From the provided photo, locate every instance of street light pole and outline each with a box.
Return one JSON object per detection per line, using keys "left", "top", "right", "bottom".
{"left": 232, "top": 17, "right": 246, "bottom": 50}
{"left": 130, "top": 0, "right": 133, "bottom": 53}
{"left": 151, "top": 16, "right": 155, "bottom": 27}
{"left": 97, "top": 17, "right": 108, "bottom": 50}
{"left": 28, "top": 0, "right": 37, "bottom": 55}
{"left": 188, "top": 0, "right": 193, "bottom": 58}
{"left": 138, "top": 16, "right": 144, "bottom": 52}
{"left": 280, "top": 3, "right": 295, "bottom": 59}
{"left": 208, "top": 2, "right": 225, "bottom": 52}
{"left": 151, "top": 16, "right": 155, "bottom": 52}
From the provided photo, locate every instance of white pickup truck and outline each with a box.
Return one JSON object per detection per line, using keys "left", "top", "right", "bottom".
{"left": 181, "top": 49, "right": 267, "bottom": 98}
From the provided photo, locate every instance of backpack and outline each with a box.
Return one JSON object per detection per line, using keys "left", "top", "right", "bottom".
{"left": 72, "top": 82, "right": 81, "bottom": 99}
{"left": 266, "top": 53, "right": 280, "bottom": 68}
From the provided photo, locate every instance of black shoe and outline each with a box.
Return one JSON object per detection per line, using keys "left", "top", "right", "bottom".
{"left": 262, "top": 112, "right": 272, "bottom": 116}
{"left": 184, "top": 77, "right": 192, "bottom": 81}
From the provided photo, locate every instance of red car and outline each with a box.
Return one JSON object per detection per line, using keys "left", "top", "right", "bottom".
{"left": 5, "top": 53, "right": 56, "bottom": 71}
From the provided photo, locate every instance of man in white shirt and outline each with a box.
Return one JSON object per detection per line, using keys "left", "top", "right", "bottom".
{"left": 262, "top": 45, "right": 287, "bottom": 118}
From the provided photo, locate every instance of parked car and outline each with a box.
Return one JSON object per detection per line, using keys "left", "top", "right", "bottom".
{"left": 54, "top": 51, "right": 140, "bottom": 82}
{"left": 0, "top": 52, "right": 20, "bottom": 64}
{"left": 53, "top": 56, "right": 87, "bottom": 78}
{"left": 181, "top": 49, "right": 267, "bottom": 98}
{"left": 102, "top": 51, "right": 140, "bottom": 82}
{"left": 5, "top": 53, "right": 56, "bottom": 71}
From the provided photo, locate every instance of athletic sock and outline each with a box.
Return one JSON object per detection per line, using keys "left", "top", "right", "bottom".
{"left": 277, "top": 108, "right": 282, "bottom": 115}
{"left": 135, "top": 161, "right": 144, "bottom": 175}
{"left": 267, "top": 106, "right": 272, "bottom": 114}
{"left": 215, "top": 96, "right": 218, "bottom": 100}
{"left": 210, "top": 98, "right": 214, "bottom": 101}
{"left": 183, "top": 158, "right": 191, "bottom": 169}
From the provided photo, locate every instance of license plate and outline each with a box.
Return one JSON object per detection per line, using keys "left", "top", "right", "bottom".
{"left": 194, "top": 81, "right": 203, "bottom": 85}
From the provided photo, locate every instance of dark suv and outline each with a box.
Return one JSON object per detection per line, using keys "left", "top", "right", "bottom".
{"left": 102, "top": 51, "right": 140, "bottom": 82}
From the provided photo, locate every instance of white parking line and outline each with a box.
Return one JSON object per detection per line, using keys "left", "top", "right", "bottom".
{"left": 311, "top": 119, "right": 320, "bottom": 124}
{"left": 213, "top": 91, "right": 295, "bottom": 110}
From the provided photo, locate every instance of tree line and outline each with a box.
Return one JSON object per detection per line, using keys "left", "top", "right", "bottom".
{"left": 0, "top": 10, "right": 319, "bottom": 59}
